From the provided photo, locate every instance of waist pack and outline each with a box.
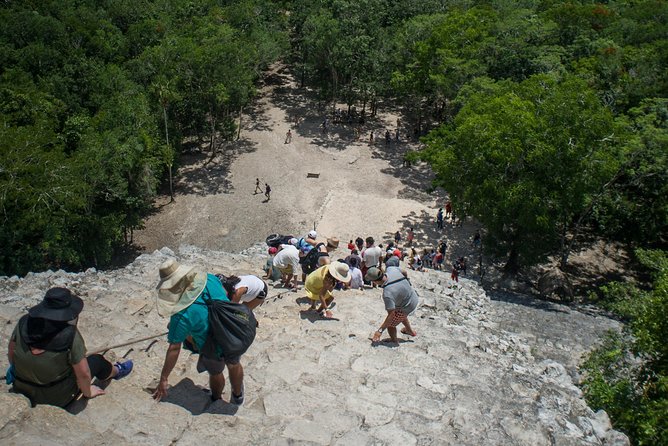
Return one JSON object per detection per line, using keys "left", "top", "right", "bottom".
{"left": 200, "top": 299, "right": 257, "bottom": 361}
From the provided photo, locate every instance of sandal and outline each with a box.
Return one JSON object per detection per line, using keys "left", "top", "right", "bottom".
{"left": 113, "top": 360, "right": 134, "bottom": 380}
{"left": 401, "top": 328, "right": 417, "bottom": 337}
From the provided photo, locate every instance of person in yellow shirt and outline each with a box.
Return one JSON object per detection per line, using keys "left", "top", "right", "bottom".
{"left": 305, "top": 262, "right": 351, "bottom": 318}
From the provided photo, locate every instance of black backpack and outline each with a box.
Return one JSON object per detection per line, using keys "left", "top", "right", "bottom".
{"left": 200, "top": 299, "right": 257, "bottom": 361}
{"left": 266, "top": 233, "right": 293, "bottom": 248}
{"left": 299, "top": 242, "right": 325, "bottom": 275}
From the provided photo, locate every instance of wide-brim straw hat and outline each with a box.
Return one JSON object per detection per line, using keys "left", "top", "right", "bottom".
{"left": 326, "top": 237, "right": 339, "bottom": 249}
{"left": 156, "top": 258, "right": 207, "bottom": 317}
{"left": 328, "top": 262, "right": 351, "bottom": 283}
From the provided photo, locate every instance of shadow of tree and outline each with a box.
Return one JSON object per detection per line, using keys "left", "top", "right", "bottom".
{"left": 488, "top": 290, "right": 571, "bottom": 314}
{"left": 174, "top": 138, "right": 259, "bottom": 196}
{"left": 380, "top": 209, "right": 481, "bottom": 275}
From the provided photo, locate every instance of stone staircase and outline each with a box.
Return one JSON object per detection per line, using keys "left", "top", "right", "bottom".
{"left": 0, "top": 246, "right": 628, "bottom": 445}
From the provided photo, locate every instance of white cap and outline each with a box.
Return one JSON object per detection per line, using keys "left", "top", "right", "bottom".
{"left": 289, "top": 238, "right": 298, "bottom": 246}
{"left": 308, "top": 230, "right": 317, "bottom": 239}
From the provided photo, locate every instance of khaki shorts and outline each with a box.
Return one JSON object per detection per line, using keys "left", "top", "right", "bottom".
{"left": 278, "top": 265, "right": 293, "bottom": 275}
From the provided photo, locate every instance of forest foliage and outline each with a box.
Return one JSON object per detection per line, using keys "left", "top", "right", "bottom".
{"left": 0, "top": 0, "right": 287, "bottom": 275}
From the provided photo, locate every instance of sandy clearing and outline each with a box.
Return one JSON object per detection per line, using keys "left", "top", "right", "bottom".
{"left": 135, "top": 65, "right": 450, "bottom": 255}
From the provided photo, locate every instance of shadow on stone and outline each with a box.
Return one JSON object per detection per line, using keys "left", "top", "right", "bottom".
{"left": 157, "top": 378, "right": 236, "bottom": 416}
{"left": 371, "top": 338, "right": 414, "bottom": 348}
{"left": 299, "top": 310, "right": 339, "bottom": 322}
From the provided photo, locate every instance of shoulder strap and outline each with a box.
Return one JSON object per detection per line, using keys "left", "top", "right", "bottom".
{"left": 381, "top": 276, "right": 408, "bottom": 288}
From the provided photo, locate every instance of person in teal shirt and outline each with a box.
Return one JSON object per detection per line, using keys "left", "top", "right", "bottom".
{"left": 153, "top": 259, "right": 245, "bottom": 404}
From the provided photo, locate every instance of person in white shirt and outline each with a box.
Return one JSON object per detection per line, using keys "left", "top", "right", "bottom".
{"left": 221, "top": 275, "right": 268, "bottom": 310}
{"left": 346, "top": 257, "right": 364, "bottom": 290}
{"left": 272, "top": 244, "right": 300, "bottom": 289}
{"left": 362, "top": 237, "right": 383, "bottom": 288}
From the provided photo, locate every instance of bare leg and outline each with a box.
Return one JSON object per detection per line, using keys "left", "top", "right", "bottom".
{"left": 244, "top": 299, "right": 263, "bottom": 310}
{"left": 387, "top": 327, "right": 399, "bottom": 343}
{"left": 401, "top": 318, "right": 416, "bottom": 336}
{"left": 227, "top": 363, "right": 244, "bottom": 397}
{"left": 210, "top": 372, "right": 225, "bottom": 400}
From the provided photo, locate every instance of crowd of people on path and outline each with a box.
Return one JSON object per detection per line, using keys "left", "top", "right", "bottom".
{"left": 4, "top": 218, "right": 478, "bottom": 412}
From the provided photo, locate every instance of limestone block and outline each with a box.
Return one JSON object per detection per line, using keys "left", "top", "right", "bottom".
{"left": 499, "top": 417, "right": 550, "bottom": 446}
{"left": 264, "top": 387, "right": 336, "bottom": 418}
{"left": 0, "top": 392, "right": 31, "bottom": 428}
{"left": 604, "top": 429, "right": 630, "bottom": 446}
{"left": 282, "top": 419, "right": 333, "bottom": 445}
{"left": 416, "top": 376, "right": 448, "bottom": 395}
{"left": 590, "top": 410, "right": 612, "bottom": 440}
{"left": 334, "top": 429, "right": 373, "bottom": 445}
{"left": 181, "top": 414, "right": 255, "bottom": 444}
{"left": 370, "top": 424, "right": 417, "bottom": 446}
{"left": 263, "top": 359, "right": 313, "bottom": 385}
{"left": 0, "top": 405, "right": 124, "bottom": 445}
{"left": 346, "top": 395, "right": 395, "bottom": 427}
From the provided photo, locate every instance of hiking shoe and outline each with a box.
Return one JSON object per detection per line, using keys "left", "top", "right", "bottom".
{"left": 113, "top": 360, "right": 133, "bottom": 380}
{"left": 231, "top": 385, "right": 244, "bottom": 405}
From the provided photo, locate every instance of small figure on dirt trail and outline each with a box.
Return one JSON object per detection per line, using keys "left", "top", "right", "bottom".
{"left": 366, "top": 266, "right": 419, "bottom": 345}
{"left": 304, "top": 262, "right": 351, "bottom": 318}
{"left": 437, "top": 208, "right": 444, "bottom": 230}
{"left": 254, "top": 178, "right": 262, "bottom": 195}
{"left": 154, "top": 259, "right": 247, "bottom": 404}
{"left": 451, "top": 259, "right": 460, "bottom": 283}
{"left": 407, "top": 228, "right": 415, "bottom": 246}
{"left": 369, "top": 131, "right": 374, "bottom": 144}
{"left": 394, "top": 230, "right": 402, "bottom": 247}
{"left": 285, "top": 129, "right": 292, "bottom": 144}
{"left": 445, "top": 201, "right": 452, "bottom": 219}
{"left": 385, "top": 130, "right": 391, "bottom": 146}
{"left": 7, "top": 287, "right": 133, "bottom": 408}
{"left": 473, "top": 230, "right": 481, "bottom": 249}
{"left": 264, "top": 183, "right": 271, "bottom": 201}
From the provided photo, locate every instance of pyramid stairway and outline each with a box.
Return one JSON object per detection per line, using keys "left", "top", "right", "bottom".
{"left": 0, "top": 246, "right": 627, "bottom": 445}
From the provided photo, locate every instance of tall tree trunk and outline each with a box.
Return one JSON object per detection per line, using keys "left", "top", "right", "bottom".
{"left": 237, "top": 105, "right": 243, "bottom": 140}
{"left": 207, "top": 111, "right": 217, "bottom": 164}
{"left": 162, "top": 105, "right": 174, "bottom": 203}
{"left": 560, "top": 168, "right": 625, "bottom": 268}
{"left": 503, "top": 245, "right": 520, "bottom": 274}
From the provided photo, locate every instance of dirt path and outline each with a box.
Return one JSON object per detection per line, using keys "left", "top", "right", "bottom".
{"left": 135, "top": 65, "right": 468, "bottom": 257}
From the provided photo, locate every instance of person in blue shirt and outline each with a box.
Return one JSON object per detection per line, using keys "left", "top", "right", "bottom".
{"left": 153, "top": 259, "right": 245, "bottom": 404}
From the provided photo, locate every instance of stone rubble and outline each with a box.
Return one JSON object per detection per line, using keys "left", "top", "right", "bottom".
{"left": 0, "top": 246, "right": 628, "bottom": 445}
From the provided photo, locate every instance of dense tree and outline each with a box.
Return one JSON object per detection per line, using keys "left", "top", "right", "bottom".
{"left": 420, "top": 74, "right": 620, "bottom": 271}
{"left": 582, "top": 249, "right": 668, "bottom": 446}
{"left": 0, "top": 0, "right": 287, "bottom": 275}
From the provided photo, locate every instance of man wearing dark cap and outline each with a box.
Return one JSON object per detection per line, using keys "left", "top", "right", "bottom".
{"left": 365, "top": 266, "right": 419, "bottom": 344}
{"left": 7, "top": 287, "right": 133, "bottom": 407}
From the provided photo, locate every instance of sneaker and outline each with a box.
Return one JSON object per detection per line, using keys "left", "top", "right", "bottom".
{"left": 113, "top": 360, "right": 133, "bottom": 380}
{"left": 230, "top": 385, "right": 244, "bottom": 405}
